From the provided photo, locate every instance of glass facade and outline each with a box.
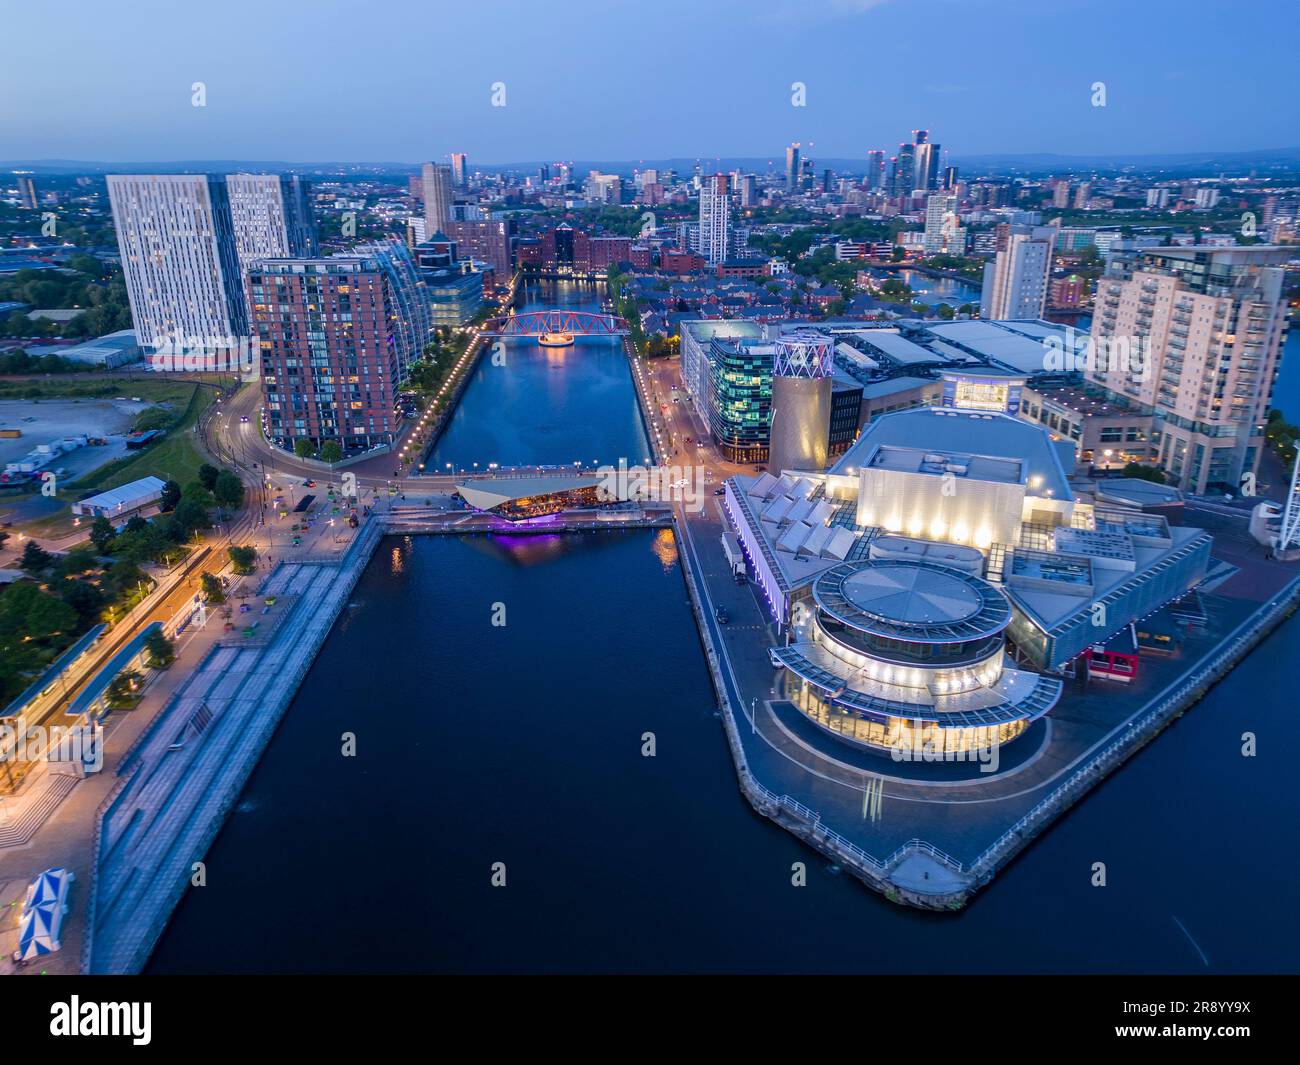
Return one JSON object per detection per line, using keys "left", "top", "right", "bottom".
{"left": 708, "top": 338, "right": 773, "bottom": 463}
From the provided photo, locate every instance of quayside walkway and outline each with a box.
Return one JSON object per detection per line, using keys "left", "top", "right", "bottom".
{"left": 83, "top": 520, "right": 382, "bottom": 974}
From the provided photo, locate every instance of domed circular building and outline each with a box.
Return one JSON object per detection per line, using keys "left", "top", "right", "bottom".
{"left": 771, "top": 557, "right": 1061, "bottom": 757}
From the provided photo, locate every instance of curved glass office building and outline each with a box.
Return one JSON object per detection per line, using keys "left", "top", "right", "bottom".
{"left": 771, "top": 557, "right": 1062, "bottom": 756}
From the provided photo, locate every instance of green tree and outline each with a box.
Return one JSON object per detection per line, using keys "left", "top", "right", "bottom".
{"left": 24, "top": 590, "right": 78, "bottom": 641}
{"left": 159, "top": 480, "right": 182, "bottom": 512}
{"left": 201, "top": 572, "right": 225, "bottom": 603}
{"left": 106, "top": 671, "right": 141, "bottom": 710}
{"left": 213, "top": 470, "right": 246, "bottom": 511}
{"left": 105, "top": 559, "right": 147, "bottom": 599}
{"left": 90, "top": 514, "right": 116, "bottom": 554}
{"left": 57, "top": 578, "right": 106, "bottom": 630}
{"left": 294, "top": 438, "right": 316, "bottom": 459}
{"left": 144, "top": 629, "right": 175, "bottom": 669}
{"left": 318, "top": 440, "right": 343, "bottom": 464}
{"left": 56, "top": 547, "right": 98, "bottom": 577}
{"left": 228, "top": 544, "right": 258, "bottom": 575}
{"left": 20, "top": 540, "right": 53, "bottom": 575}
{"left": 197, "top": 463, "right": 220, "bottom": 492}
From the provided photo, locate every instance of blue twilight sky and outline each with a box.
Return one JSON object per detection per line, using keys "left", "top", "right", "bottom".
{"left": 2, "top": 0, "right": 1296, "bottom": 165}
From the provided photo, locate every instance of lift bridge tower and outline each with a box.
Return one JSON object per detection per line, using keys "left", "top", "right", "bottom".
{"left": 768, "top": 331, "right": 834, "bottom": 474}
{"left": 1272, "top": 451, "right": 1300, "bottom": 560}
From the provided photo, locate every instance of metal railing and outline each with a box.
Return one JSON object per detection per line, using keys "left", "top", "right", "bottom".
{"left": 966, "top": 576, "right": 1300, "bottom": 883}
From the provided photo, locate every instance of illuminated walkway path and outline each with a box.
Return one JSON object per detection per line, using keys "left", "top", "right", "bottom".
{"left": 84, "top": 521, "right": 382, "bottom": 974}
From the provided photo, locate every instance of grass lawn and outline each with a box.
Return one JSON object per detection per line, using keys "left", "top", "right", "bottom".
{"left": 75, "top": 382, "right": 215, "bottom": 491}
{"left": 0, "top": 377, "right": 199, "bottom": 405}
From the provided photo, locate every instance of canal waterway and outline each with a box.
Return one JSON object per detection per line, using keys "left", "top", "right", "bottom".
{"left": 147, "top": 282, "right": 1299, "bottom": 973}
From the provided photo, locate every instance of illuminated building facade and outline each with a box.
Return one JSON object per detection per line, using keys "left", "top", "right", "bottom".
{"left": 771, "top": 556, "right": 1061, "bottom": 756}
{"left": 249, "top": 240, "right": 430, "bottom": 451}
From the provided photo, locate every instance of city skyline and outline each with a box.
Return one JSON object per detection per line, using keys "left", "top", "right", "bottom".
{"left": 3, "top": 0, "right": 1297, "bottom": 164}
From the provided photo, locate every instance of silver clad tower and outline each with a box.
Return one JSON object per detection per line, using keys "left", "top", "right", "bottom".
{"left": 768, "top": 331, "right": 834, "bottom": 473}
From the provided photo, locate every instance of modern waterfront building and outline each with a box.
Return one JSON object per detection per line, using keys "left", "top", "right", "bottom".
{"left": 699, "top": 174, "right": 731, "bottom": 266}
{"left": 980, "top": 224, "right": 1056, "bottom": 320}
{"left": 725, "top": 408, "right": 1210, "bottom": 697}
{"left": 413, "top": 233, "right": 485, "bottom": 326}
{"left": 769, "top": 331, "right": 834, "bottom": 473}
{"left": 225, "top": 173, "right": 317, "bottom": 270}
{"left": 422, "top": 163, "right": 453, "bottom": 231}
{"left": 107, "top": 174, "right": 247, "bottom": 352}
{"left": 455, "top": 475, "right": 618, "bottom": 521}
{"left": 708, "top": 335, "right": 775, "bottom": 463}
{"left": 444, "top": 218, "right": 513, "bottom": 278}
{"left": 679, "top": 319, "right": 761, "bottom": 423}
{"left": 248, "top": 239, "right": 431, "bottom": 452}
{"left": 771, "top": 554, "right": 1062, "bottom": 756}
{"left": 1086, "top": 245, "right": 1292, "bottom": 493}
{"left": 109, "top": 173, "right": 317, "bottom": 365}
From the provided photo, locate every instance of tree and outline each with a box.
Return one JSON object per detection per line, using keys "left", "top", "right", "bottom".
{"left": 56, "top": 547, "right": 98, "bottom": 577}
{"left": 891, "top": 246, "right": 906, "bottom": 262}
{"left": 159, "top": 480, "right": 182, "bottom": 512}
{"left": 318, "top": 440, "right": 343, "bottom": 464}
{"left": 23, "top": 591, "right": 78, "bottom": 641}
{"left": 58, "top": 578, "right": 106, "bottom": 629}
{"left": 213, "top": 470, "right": 246, "bottom": 511}
{"left": 144, "top": 629, "right": 175, "bottom": 669}
{"left": 105, "top": 559, "right": 147, "bottom": 599}
{"left": 106, "top": 671, "right": 141, "bottom": 710}
{"left": 294, "top": 438, "right": 316, "bottom": 459}
{"left": 228, "top": 544, "right": 258, "bottom": 575}
{"left": 197, "top": 463, "right": 220, "bottom": 492}
{"left": 201, "top": 572, "right": 225, "bottom": 604}
{"left": 171, "top": 486, "right": 214, "bottom": 538}
{"left": 20, "top": 540, "right": 53, "bottom": 575}
{"left": 90, "top": 514, "right": 116, "bottom": 553}
{"left": 936, "top": 303, "right": 956, "bottom": 320}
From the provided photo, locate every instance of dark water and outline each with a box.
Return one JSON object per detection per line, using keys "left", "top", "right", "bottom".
{"left": 427, "top": 280, "right": 651, "bottom": 472}
{"left": 864, "top": 266, "right": 981, "bottom": 307}
{"left": 147, "top": 284, "right": 1300, "bottom": 974}
{"left": 1271, "top": 326, "right": 1300, "bottom": 419}
{"left": 147, "top": 530, "right": 1300, "bottom": 973}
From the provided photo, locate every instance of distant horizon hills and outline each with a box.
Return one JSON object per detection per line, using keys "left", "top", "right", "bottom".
{"left": 6, "top": 146, "right": 1300, "bottom": 179}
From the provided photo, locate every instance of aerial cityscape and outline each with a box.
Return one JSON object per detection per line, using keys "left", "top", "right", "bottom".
{"left": 0, "top": 0, "right": 1295, "bottom": 1031}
